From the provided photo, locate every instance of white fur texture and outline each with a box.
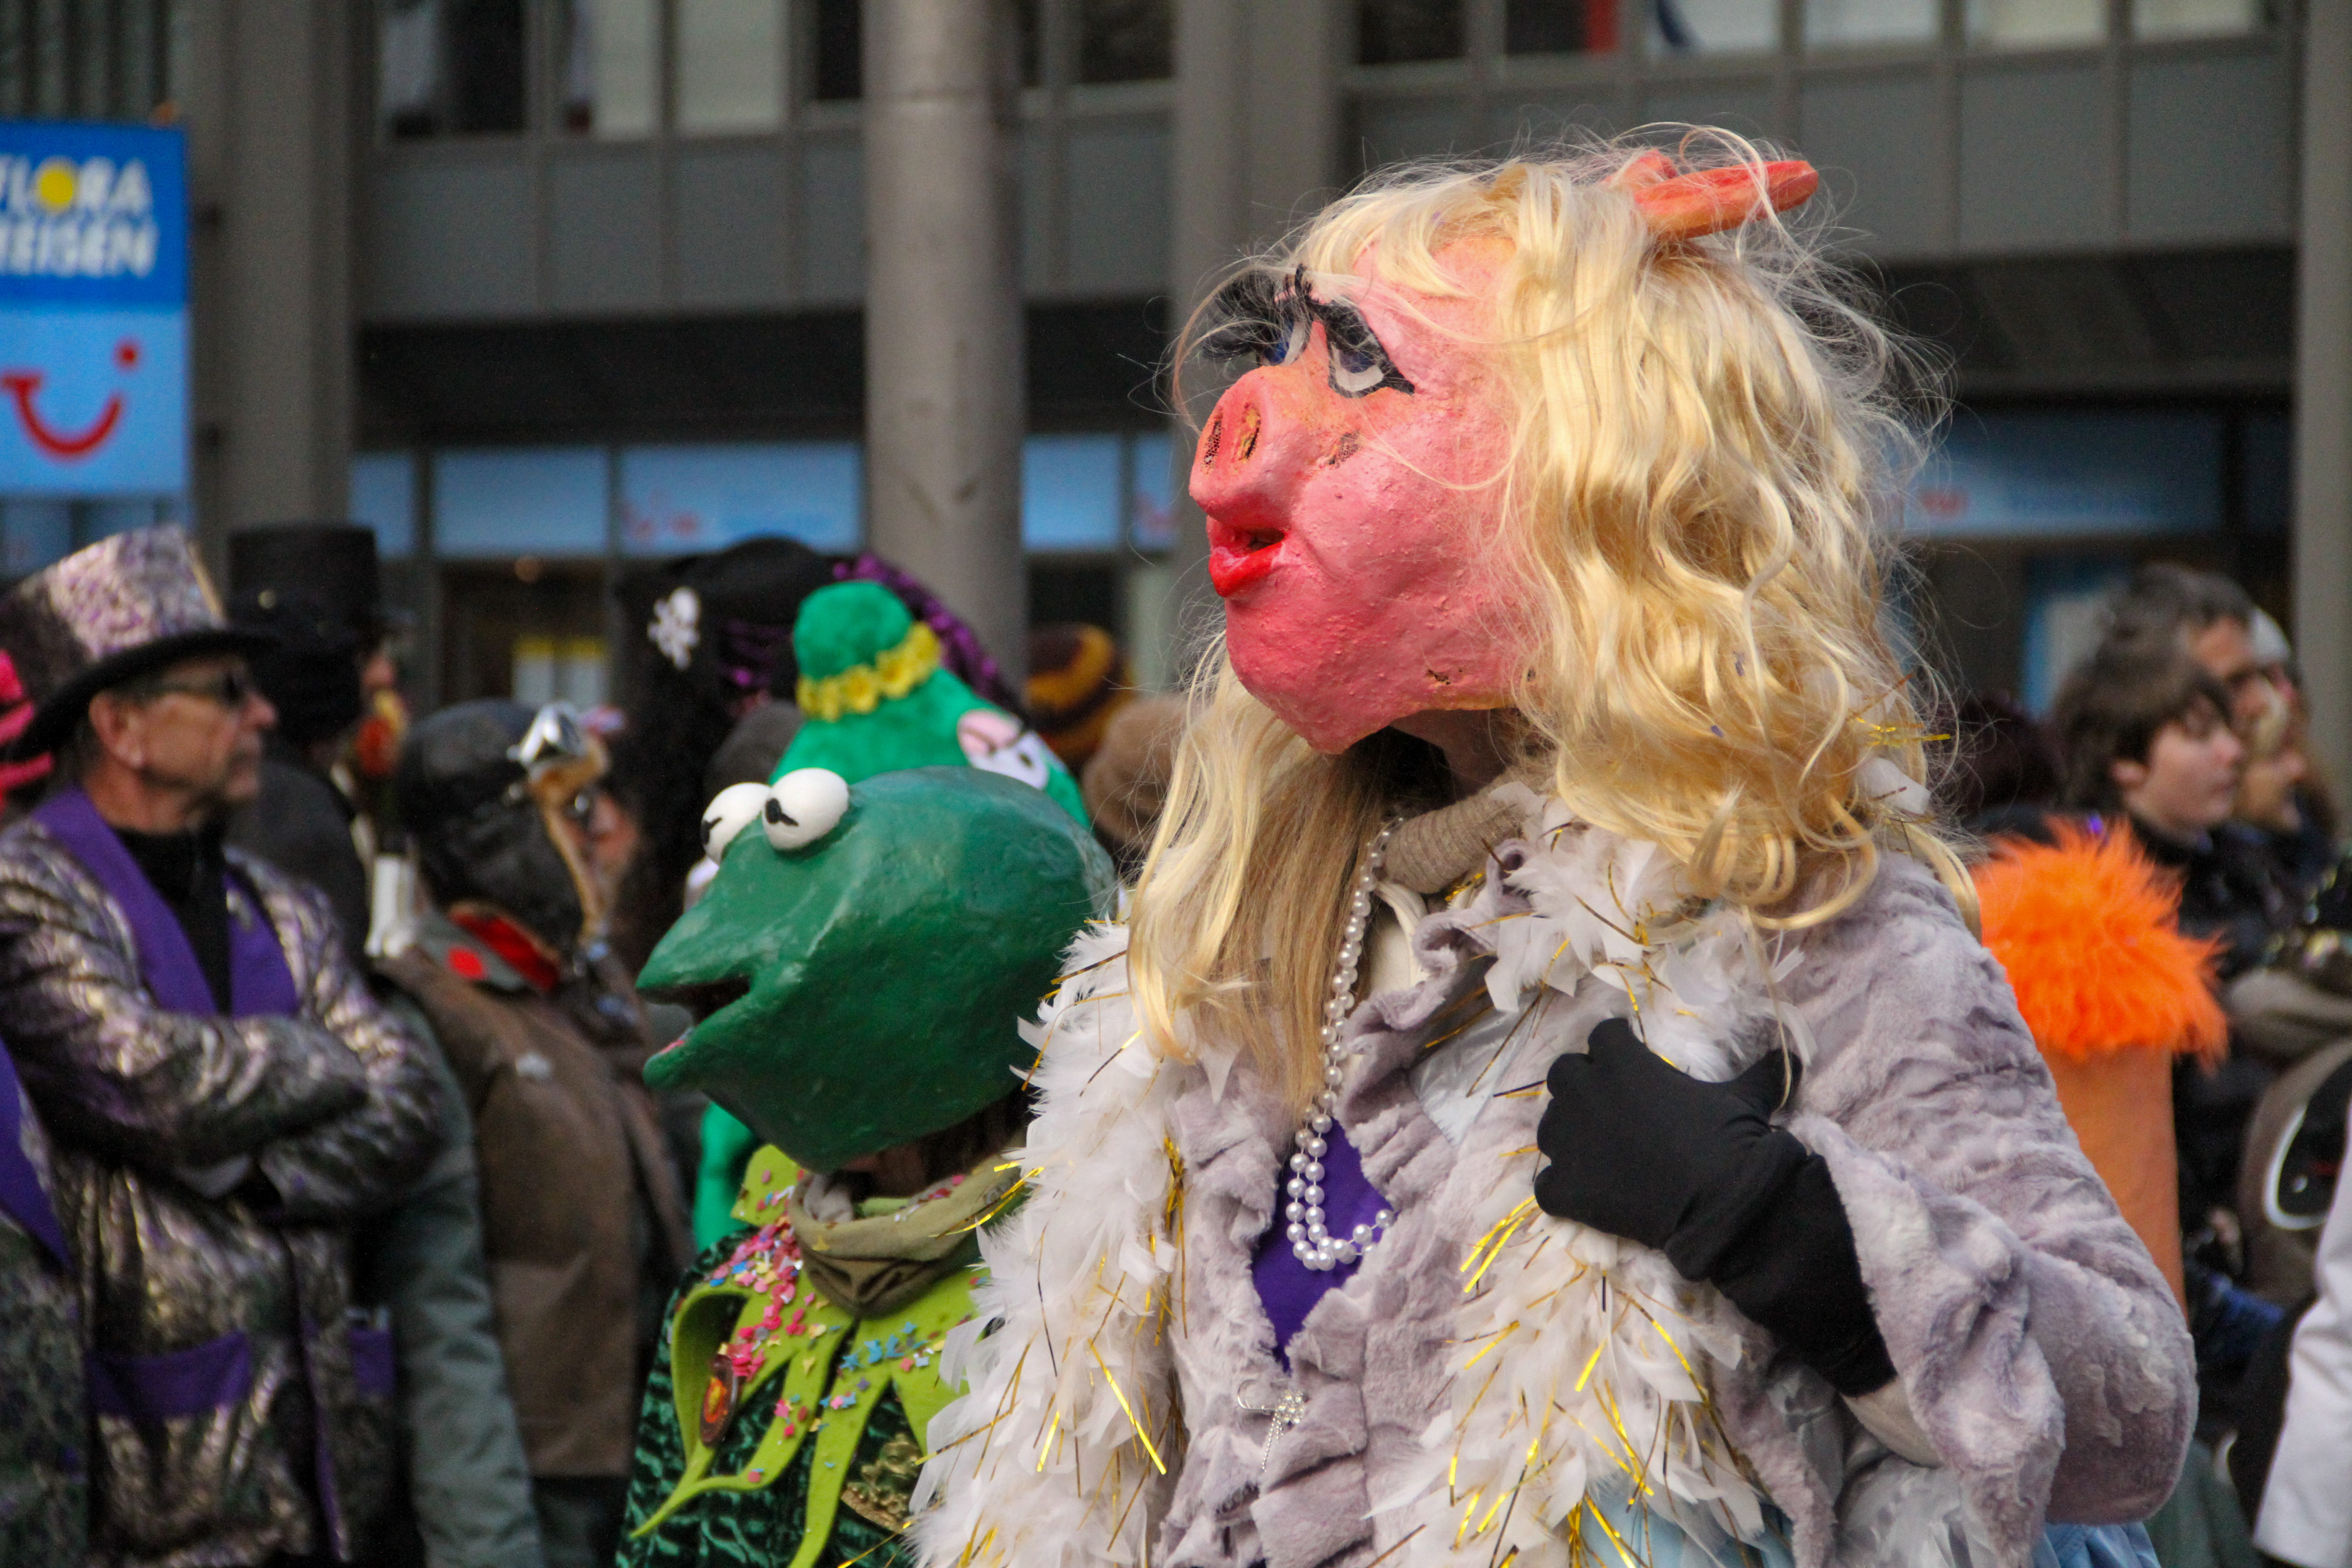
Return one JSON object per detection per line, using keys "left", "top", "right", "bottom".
{"left": 915, "top": 813, "right": 2195, "bottom": 1568}
{"left": 917, "top": 815, "right": 1809, "bottom": 1568}
{"left": 911, "top": 924, "right": 1186, "bottom": 1568}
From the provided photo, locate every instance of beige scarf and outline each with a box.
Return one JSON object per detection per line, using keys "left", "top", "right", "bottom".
{"left": 787, "top": 1151, "right": 1021, "bottom": 1318}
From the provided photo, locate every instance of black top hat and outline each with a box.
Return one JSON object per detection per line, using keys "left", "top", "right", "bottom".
{"left": 0, "top": 527, "right": 274, "bottom": 759}
{"left": 229, "top": 522, "right": 386, "bottom": 643}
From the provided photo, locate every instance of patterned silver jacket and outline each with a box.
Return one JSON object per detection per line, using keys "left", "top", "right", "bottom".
{"left": 0, "top": 804, "right": 441, "bottom": 1568}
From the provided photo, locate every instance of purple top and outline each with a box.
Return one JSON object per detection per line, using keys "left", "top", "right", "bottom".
{"left": 1250, "top": 1121, "right": 1390, "bottom": 1364}
{"left": 32, "top": 784, "right": 300, "bottom": 1019}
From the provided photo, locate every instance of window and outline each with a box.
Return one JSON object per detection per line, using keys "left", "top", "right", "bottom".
{"left": 1024, "top": 434, "right": 1124, "bottom": 551}
{"left": 512, "top": 637, "right": 608, "bottom": 706}
{"left": 381, "top": 0, "right": 527, "bottom": 139}
{"left": 1906, "top": 412, "right": 2223, "bottom": 538}
{"left": 813, "top": 0, "right": 860, "bottom": 100}
{"left": 1077, "top": 0, "right": 1171, "bottom": 83}
{"left": 0, "top": 497, "right": 176, "bottom": 576}
{"left": 1358, "top": 0, "right": 1465, "bottom": 64}
{"left": 1651, "top": 0, "right": 1778, "bottom": 54}
{"left": 0, "top": 0, "right": 178, "bottom": 121}
{"left": 433, "top": 448, "right": 608, "bottom": 558}
{"left": 1966, "top": 0, "right": 2103, "bottom": 48}
{"left": 1015, "top": 0, "right": 1045, "bottom": 86}
{"left": 1130, "top": 431, "right": 1176, "bottom": 551}
{"left": 1505, "top": 0, "right": 1620, "bottom": 54}
{"left": 2021, "top": 557, "right": 2133, "bottom": 712}
{"left": 0, "top": 500, "right": 69, "bottom": 575}
{"left": 619, "top": 442, "right": 862, "bottom": 554}
{"left": 1806, "top": 0, "right": 1937, "bottom": 49}
{"left": 561, "top": 0, "right": 658, "bottom": 137}
{"left": 678, "top": 0, "right": 786, "bottom": 132}
{"left": 350, "top": 453, "right": 417, "bottom": 558}
{"left": 2132, "top": 0, "right": 2266, "bottom": 38}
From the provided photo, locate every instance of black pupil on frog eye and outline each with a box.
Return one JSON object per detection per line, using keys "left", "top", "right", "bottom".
{"left": 764, "top": 799, "right": 797, "bottom": 827}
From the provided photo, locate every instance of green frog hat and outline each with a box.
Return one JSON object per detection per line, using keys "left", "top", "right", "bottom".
{"left": 773, "top": 580, "right": 1088, "bottom": 823}
{"left": 639, "top": 766, "right": 1115, "bottom": 1172}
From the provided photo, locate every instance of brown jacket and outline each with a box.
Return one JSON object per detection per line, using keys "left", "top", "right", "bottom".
{"left": 380, "top": 910, "right": 692, "bottom": 1477}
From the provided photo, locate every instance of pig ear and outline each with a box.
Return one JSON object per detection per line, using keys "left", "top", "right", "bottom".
{"left": 1623, "top": 159, "right": 1820, "bottom": 241}
{"left": 1606, "top": 149, "right": 1676, "bottom": 193}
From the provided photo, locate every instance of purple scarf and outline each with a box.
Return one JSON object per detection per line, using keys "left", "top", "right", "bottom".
{"left": 33, "top": 784, "right": 299, "bottom": 1019}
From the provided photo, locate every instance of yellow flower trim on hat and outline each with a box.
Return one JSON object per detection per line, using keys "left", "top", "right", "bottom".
{"left": 797, "top": 620, "right": 941, "bottom": 723}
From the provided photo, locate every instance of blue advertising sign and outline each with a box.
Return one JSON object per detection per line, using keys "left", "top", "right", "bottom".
{"left": 0, "top": 122, "right": 186, "bottom": 496}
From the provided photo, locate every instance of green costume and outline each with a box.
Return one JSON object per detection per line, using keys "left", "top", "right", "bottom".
{"left": 619, "top": 1150, "right": 983, "bottom": 1568}
{"left": 622, "top": 766, "right": 1115, "bottom": 1568}
{"left": 688, "top": 582, "right": 1088, "bottom": 1247}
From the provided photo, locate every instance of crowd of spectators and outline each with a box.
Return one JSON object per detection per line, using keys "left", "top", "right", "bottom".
{"left": 12, "top": 524, "right": 2352, "bottom": 1568}
{"left": 0, "top": 523, "right": 1194, "bottom": 1568}
{"left": 1935, "top": 563, "right": 2352, "bottom": 1568}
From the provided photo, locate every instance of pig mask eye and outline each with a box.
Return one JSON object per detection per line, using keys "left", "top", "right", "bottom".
{"left": 1201, "top": 267, "right": 1416, "bottom": 398}
{"left": 1309, "top": 296, "right": 1415, "bottom": 398}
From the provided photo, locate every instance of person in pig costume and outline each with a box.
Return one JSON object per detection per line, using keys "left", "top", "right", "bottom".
{"left": 912, "top": 142, "right": 2192, "bottom": 1568}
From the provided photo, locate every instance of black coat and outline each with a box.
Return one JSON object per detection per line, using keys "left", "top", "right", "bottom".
{"left": 228, "top": 736, "right": 371, "bottom": 970}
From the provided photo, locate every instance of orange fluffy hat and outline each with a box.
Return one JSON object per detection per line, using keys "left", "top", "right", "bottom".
{"left": 1975, "top": 821, "right": 2225, "bottom": 1066}
{"left": 1973, "top": 820, "right": 2224, "bottom": 1308}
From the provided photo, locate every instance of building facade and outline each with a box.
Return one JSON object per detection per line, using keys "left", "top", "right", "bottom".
{"left": 0, "top": 0, "right": 2339, "bottom": 751}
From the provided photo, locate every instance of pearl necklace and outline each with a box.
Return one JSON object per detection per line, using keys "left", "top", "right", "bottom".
{"left": 1284, "top": 819, "right": 1400, "bottom": 1271}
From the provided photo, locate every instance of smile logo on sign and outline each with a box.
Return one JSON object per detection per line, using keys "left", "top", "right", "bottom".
{"left": 0, "top": 336, "right": 138, "bottom": 460}
{"left": 0, "top": 122, "right": 187, "bottom": 497}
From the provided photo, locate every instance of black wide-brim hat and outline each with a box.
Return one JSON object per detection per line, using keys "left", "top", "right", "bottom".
{"left": 0, "top": 527, "right": 274, "bottom": 760}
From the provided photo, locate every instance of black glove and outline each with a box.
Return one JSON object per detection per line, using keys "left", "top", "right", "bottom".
{"left": 1534, "top": 1018, "right": 1895, "bottom": 1396}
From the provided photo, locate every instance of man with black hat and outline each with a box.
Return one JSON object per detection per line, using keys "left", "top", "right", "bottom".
{"left": 0, "top": 527, "right": 441, "bottom": 1567}
{"left": 380, "top": 699, "right": 693, "bottom": 1568}
{"left": 228, "top": 525, "right": 549, "bottom": 1568}
{"left": 225, "top": 521, "right": 397, "bottom": 966}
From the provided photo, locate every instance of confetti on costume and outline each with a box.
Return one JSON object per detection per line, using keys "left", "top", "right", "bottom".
{"left": 618, "top": 767, "right": 1116, "bottom": 1568}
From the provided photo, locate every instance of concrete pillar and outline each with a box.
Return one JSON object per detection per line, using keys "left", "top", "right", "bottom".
{"left": 862, "top": 0, "right": 1028, "bottom": 681}
{"left": 181, "top": 0, "right": 360, "bottom": 565}
{"left": 2296, "top": 0, "right": 2352, "bottom": 780}
{"left": 1140, "top": 0, "right": 1342, "bottom": 690}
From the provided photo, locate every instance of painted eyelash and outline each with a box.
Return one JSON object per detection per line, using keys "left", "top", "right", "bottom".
{"left": 1200, "top": 271, "right": 1291, "bottom": 364}
{"left": 1200, "top": 267, "right": 1417, "bottom": 397}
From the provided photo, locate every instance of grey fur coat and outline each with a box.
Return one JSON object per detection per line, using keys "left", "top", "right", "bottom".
{"left": 913, "top": 817, "right": 2193, "bottom": 1568}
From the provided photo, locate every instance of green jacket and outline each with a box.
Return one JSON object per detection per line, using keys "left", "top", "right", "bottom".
{"left": 621, "top": 1148, "right": 977, "bottom": 1568}
{"left": 364, "top": 998, "right": 545, "bottom": 1568}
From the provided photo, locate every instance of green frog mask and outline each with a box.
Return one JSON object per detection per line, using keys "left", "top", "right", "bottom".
{"left": 639, "top": 765, "right": 1117, "bottom": 1173}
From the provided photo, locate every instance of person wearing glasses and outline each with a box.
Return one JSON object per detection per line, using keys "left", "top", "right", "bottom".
{"left": 377, "top": 699, "right": 694, "bottom": 1568}
{"left": 0, "top": 526, "right": 441, "bottom": 1567}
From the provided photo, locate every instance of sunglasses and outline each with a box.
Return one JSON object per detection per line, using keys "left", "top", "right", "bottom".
{"left": 145, "top": 668, "right": 258, "bottom": 708}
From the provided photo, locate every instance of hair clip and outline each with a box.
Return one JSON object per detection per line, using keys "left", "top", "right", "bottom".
{"left": 1609, "top": 151, "right": 1819, "bottom": 240}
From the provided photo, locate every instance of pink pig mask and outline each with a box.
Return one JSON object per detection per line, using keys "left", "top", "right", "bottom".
{"left": 1191, "top": 241, "right": 1527, "bottom": 755}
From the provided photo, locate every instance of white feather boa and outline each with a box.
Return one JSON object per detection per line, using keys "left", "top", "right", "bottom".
{"left": 911, "top": 921, "right": 1183, "bottom": 1568}
{"left": 915, "top": 810, "right": 1812, "bottom": 1568}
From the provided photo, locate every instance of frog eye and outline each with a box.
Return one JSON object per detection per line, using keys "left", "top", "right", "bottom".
{"left": 763, "top": 769, "right": 850, "bottom": 851}
{"left": 700, "top": 782, "right": 769, "bottom": 858}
